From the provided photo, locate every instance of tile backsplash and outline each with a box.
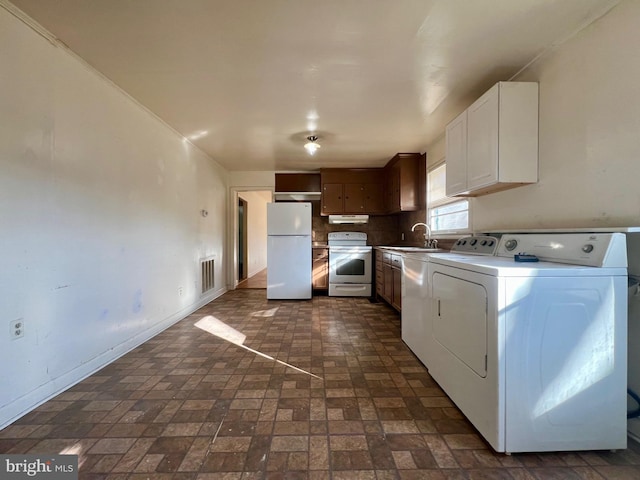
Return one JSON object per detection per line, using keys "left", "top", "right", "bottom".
{"left": 310, "top": 203, "right": 455, "bottom": 249}
{"left": 312, "top": 213, "right": 399, "bottom": 246}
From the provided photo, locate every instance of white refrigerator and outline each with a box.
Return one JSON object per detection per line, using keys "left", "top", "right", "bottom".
{"left": 267, "top": 202, "right": 312, "bottom": 299}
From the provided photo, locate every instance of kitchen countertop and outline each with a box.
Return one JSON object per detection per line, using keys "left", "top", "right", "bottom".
{"left": 375, "top": 245, "right": 445, "bottom": 253}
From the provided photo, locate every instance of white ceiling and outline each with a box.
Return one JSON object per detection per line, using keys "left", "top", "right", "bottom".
{"left": 8, "top": 0, "right": 619, "bottom": 171}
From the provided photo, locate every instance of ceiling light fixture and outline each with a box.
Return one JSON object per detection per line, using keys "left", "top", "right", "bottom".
{"left": 304, "top": 135, "right": 321, "bottom": 155}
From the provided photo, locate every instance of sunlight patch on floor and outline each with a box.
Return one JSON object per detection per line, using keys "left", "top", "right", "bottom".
{"left": 251, "top": 307, "right": 279, "bottom": 317}
{"left": 194, "top": 315, "right": 322, "bottom": 380}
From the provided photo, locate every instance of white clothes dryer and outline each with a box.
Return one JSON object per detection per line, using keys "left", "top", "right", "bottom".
{"left": 426, "top": 233, "right": 628, "bottom": 453}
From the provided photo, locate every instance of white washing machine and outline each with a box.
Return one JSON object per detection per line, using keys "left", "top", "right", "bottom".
{"left": 401, "top": 237, "right": 499, "bottom": 370}
{"left": 426, "top": 232, "right": 628, "bottom": 453}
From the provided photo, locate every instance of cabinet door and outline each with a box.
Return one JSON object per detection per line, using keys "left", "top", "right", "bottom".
{"left": 467, "top": 84, "right": 499, "bottom": 190}
{"left": 375, "top": 250, "right": 384, "bottom": 296}
{"left": 392, "top": 266, "right": 402, "bottom": 311}
{"left": 363, "top": 183, "right": 385, "bottom": 213}
{"left": 383, "top": 263, "right": 393, "bottom": 302}
{"left": 445, "top": 110, "right": 468, "bottom": 196}
{"left": 322, "top": 183, "right": 344, "bottom": 214}
{"left": 343, "top": 183, "right": 365, "bottom": 213}
{"left": 388, "top": 164, "right": 401, "bottom": 213}
{"left": 312, "top": 249, "right": 329, "bottom": 290}
{"left": 275, "top": 173, "right": 321, "bottom": 193}
{"left": 398, "top": 158, "right": 419, "bottom": 211}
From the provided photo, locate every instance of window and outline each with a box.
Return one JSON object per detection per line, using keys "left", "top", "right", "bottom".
{"left": 427, "top": 162, "right": 469, "bottom": 233}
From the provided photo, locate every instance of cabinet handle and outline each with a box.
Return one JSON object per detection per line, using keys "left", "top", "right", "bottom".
{"left": 437, "top": 299, "right": 441, "bottom": 317}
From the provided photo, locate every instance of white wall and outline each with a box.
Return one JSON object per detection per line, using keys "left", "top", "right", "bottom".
{"left": 0, "top": 7, "right": 228, "bottom": 428}
{"left": 238, "top": 191, "right": 271, "bottom": 277}
{"left": 428, "top": 1, "right": 640, "bottom": 231}
{"left": 472, "top": 0, "right": 640, "bottom": 231}
{"left": 427, "top": 0, "right": 640, "bottom": 438}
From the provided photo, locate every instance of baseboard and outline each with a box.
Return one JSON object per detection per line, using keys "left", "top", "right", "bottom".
{"left": 0, "top": 287, "right": 227, "bottom": 430}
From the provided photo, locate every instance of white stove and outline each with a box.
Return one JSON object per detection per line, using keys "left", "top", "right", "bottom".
{"left": 328, "top": 232, "right": 372, "bottom": 297}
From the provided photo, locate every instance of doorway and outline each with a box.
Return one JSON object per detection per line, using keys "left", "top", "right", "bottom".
{"left": 238, "top": 197, "right": 248, "bottom": 282}
{"left": 229, "top": 188, "right": 271, "bottom": 289}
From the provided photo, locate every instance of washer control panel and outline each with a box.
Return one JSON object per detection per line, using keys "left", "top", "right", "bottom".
{"left": 495, "top": 233, "right": 627, "bottom": 267}
{"left": 450, "top": 236, "right": 500, "bottom": 255}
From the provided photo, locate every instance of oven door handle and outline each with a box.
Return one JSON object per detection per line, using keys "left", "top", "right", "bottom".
{"left": 331, "top": 285, "right": 369, "bottom": 292}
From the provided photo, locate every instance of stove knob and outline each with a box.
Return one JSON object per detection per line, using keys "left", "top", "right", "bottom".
{"left": 504, "top": 239, "right": 518, "bottom": 251}
{"left": 470, "top": 239, "right": 478, "bottom": 246}
{"left": 488, "top": 240, "right": 495, "bottom": 247}
{"left": 582, "top": 244, "right": 594, "bottom": 253}
{"left": 481, "top": 240, "right": 488, "bottom": 246}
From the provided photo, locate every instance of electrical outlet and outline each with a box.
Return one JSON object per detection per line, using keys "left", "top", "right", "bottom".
{"left": 10, "top": 319, "right": 24, "bottom": 340}
{"left": 178, "top": 287, "right": 184, "bottom": 297}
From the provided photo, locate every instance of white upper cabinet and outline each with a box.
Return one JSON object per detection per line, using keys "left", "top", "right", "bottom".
{"left": 445, "top": 110, "right": 468, "bottom": 196}
{"left": 445, "top": 82, "right": 538, "bottom": 197}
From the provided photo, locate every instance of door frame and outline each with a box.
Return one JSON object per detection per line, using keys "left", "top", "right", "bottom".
{"left": 237, "top": 196, "right": 249, "bottom": 282}
{"left": 227, "top": 187, "right": 273, "bottom": 289}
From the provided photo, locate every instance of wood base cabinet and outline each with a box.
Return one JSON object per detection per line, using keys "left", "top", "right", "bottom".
{"left": 376, "top": 249, "right": 402, "bottom": 312}
{"left": 312, "top": 247, "right": 329, "bottom": 291}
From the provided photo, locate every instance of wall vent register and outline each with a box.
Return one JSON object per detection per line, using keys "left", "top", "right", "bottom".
{"left": 201, "top": 258, "right": 215, "bottom": 293}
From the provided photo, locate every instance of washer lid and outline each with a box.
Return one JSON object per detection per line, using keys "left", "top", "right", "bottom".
{"left": 428, "top": 253, "right": 627, "bottom": 277}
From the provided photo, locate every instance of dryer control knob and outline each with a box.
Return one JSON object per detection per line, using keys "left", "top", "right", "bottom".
{"left": 582, "top": 244, "right": 594, "bottom": 253}
{"left": 504, "top": 239, "right": 518, "bottom": 251}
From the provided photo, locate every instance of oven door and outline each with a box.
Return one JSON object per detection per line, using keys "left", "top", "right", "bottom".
{"left": 329, "top": 246, "right": 372, "bottom": 284}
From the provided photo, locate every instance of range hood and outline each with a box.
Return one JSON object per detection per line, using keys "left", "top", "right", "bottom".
{"left": 273, "top": 191, "right": 321, "bottom": 202}
{"left": 328, "top": 215, "right": 369, "bottom": 225}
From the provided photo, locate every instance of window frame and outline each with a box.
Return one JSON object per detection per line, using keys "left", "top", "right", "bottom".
{"left": 427, "top": 160, "right": 472, "bottom": 236}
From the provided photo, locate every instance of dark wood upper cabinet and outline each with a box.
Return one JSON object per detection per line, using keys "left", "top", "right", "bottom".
{"left": 320, "top": 169, "right": 385, "bottom": 215}
{"left": 363, "top": 183, "right": 385, "bottom": 213}
{"left": 321, "top": 183, "right": 344, "bottom": 215}
{"left": 343, "top": 183, "right": 365, "bottom": 213}
{"left": 319, "top": 153, "right": 425, "bottom": 216}
{"left": 383, "top": 153, "right": 426, "bottom": 213}
{"left": 275, "top": 173, "right": 321, "bottom": 192}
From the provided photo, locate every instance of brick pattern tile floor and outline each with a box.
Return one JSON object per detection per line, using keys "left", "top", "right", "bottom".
{"left": 2, "top": 289, "right": 640, "bottom": 479}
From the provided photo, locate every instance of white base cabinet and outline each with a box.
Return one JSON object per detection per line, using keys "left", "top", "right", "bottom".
{"left": 446, "top": 82, "right": 538, "bottom": 197}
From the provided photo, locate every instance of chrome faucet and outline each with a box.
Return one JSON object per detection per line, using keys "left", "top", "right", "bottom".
{"left": 411, "top": 222, "right": 438, "bottom": 249}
